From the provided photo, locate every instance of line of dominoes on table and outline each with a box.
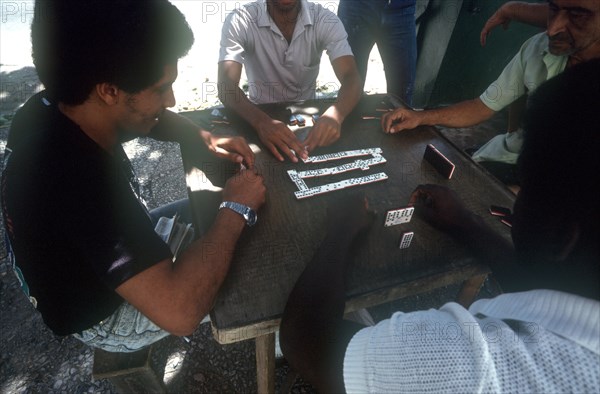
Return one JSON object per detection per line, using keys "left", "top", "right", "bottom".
{"left": 292, "top": 155, "right": 386, "bottom": 179}
{"left": 301, "top": 148, "right": 383, "bottom": 163}
{"left": 288, "top": 148, "right": 388, "bottom": 199}
{"left": 293, "top": 172, "right": 389, "bottom": 199}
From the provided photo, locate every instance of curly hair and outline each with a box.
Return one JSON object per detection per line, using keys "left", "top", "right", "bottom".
{"left": 31, "top": 0, "right": 194, "bottom": 105}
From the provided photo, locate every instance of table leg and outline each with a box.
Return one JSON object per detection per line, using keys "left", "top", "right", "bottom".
{"left": 255, "top": 333, "right": 275, "bottom": 394}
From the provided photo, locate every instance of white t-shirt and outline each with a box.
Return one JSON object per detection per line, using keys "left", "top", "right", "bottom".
{"left": 344, "top": 289, "right": 600, "bottom": 393}
{"left": 219, "top": 0, "right": 353, "bottom": 103}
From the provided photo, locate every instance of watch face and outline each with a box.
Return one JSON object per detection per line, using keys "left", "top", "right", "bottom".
{"left": 246, "top": 209, "right": 257, "bottom": 226}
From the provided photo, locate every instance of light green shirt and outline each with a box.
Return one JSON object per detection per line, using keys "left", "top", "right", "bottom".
{"left": 480, "top": 33, "right": 568, "bottom": 112}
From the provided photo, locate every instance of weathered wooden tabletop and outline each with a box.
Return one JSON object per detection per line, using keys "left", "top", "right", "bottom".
{"left": 180, "top": 94, "right": 515, "bottom": 342}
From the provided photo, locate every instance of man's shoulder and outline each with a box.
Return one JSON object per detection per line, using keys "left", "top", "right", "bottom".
{"left": 519, "top": 32, "right": 549, "bottom": 57}
{"left": 226, "top": 1, "right": 264, "bottom": 24}
{"left": 303, "top": 0, "right": 341, "bottom": 24}
{"left": 5, "top": 97, "right": 105, "bottom": 180}
{"left": 6, "top": 92, "right": 54, "bottom": 150}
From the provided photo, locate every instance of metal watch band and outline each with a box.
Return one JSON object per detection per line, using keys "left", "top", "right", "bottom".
{"left": 219, "top": 201, "right": 257, "bottom": 226}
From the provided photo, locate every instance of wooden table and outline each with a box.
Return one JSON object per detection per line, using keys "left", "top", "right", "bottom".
{"left": 180, "top": 94, "right": 515, "bottom": 393}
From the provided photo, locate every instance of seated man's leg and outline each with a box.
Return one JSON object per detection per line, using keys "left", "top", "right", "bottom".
{"left": 472, "top": 129, "right": 523, "bottom": 185}
{"left": 149, "top": 198, "right": 193, "bottom": 226}
{"left": 73, "top": 302, "right": 170, "bottom": 353}
{"left": 471, "top": 128, "right": 524, "bottom": 164}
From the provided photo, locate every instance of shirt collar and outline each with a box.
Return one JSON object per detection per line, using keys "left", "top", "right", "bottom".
{"left": 540, "top": 33, "right": 569, "bottom": 70}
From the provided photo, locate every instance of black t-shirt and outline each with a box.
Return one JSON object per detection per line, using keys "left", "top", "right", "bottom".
{"left": 1, "top": 92, "right": 172, "bottom": 335}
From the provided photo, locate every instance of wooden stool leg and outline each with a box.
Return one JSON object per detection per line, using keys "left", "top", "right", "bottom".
{"left": 456, "top": 273, "right": 488, "bottom": 308}
{"left": 256, "top": 333, "right": 275, "bottom": 394}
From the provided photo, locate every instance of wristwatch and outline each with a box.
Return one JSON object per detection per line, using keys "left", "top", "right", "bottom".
{"left": 219, "top": 201, "right": 257, "bottom": 226}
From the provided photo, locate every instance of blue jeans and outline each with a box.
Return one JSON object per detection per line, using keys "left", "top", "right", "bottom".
{"left": 72, "top": 302, "right": 171, "bottom": 353}
{"left": 338, "top": 0, "right": 417, "bottom": 105}
{"left": 149, "top": 198, "right": 193, "bottom": 227}
{"left": 73, "top": 198, "right": 194, "bottom": 353}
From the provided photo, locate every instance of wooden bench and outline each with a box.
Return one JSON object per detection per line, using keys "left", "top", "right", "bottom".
{"left": 92, "top": 345, "right": 166, "bottom": 393}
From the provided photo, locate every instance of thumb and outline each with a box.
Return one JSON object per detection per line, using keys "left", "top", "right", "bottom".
{"left": 214, "top": 146, "right": 243, "bottom": 163}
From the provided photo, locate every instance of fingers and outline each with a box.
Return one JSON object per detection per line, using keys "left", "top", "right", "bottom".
{"left": 259, "top": 124, "right": 307, "bottom": 163}
{"left": 235, "top": 139, "right": 255, "bottom": 168}
{"left": 480, "top": 30, "right": 488, "bottom": 46}
{"left": 265, "top": 141, "right": 286, "bottom": 163}
{"left": 408, "top": 184, "right": 438, "bottom": 206}
{"left": 278, "top": 136, "right": 306, "bottom": 163}
{"left": 381, "top": 111, "right": 395, "bottom": 133}
{"left": 223, "top": 138, "right": 256, "bottom": 168}
{"left": 305, "top": 118, "right": 341, "bottom": 152}
{"left": 213, "top": 146, "right": 243, "bottom": 164}
{"left": 284, "top": 137, "right": 308, "bottom": 162}
{"left": 303, "top": 132, "right": 317, "bottom": 153}
{"left": 304, "top": 128, "right": 337, "bottom": 152}
{"left": 480, "top": 12, "right": 511, "bottom": 46}
{"left": 480, "top": 19, "right": 495, "bottom": 46}
{"left": 408, "top": 188, "right": 424, "bottom": 206}
{"left": 381, "top": 109, "right": 409, "bottom": 134}
{"left": 303, "top": 131, "right": 318, "bottom": 153}
{"left": 211, "top": 136, "right": 256, "bottom": 169}
{"left": 267, "top": 138, "right": 304, "bottom": 163}
{"left": 228, "top": 168, "right": 267, "bottom": 210}
{"left": 409, "top": 188, "right": 430, "bottom": 207}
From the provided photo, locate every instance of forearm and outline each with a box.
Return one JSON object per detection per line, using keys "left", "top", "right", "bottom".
{"left": 283, "top": 231, "right": 355, "bottom": 324}
{"left": 218, "top": 83, "right": 272, "bottom": 130}
{"left": 503, "top": 1, "right": 548, "bottom": 28}
{"left": 322, "top": 72, "right": 362, "bottom": 124}
{"left": 280, "top": 228, "right": 355, "bottom": 390}
{"left": 150, "top": 110, "right": 204, "bottom": 142}
{"left": 170, "top": 209, "right": 246, "bottom": 320}
{"left": 452, "top": 212, "right": 522, "bottom": 288}
{"left": 420, "top": 99, "right": 495, "bottom": 128}
{"left": 128, "top": 208, "right": 246, "bottom": 335}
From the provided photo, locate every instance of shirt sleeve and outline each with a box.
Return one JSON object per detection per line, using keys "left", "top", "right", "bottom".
{"left": 479, "top": 36, "right": 534, "bottom": 112}
{"left": 315, "top": 6, "right": 354, "bottom": 62}
{"left": 219, "top": 10, "right": 247, "bottom": 64}
{"left": 60, "top": 155, "right": 173, "bottom": 290}
{"left": 344, "top": 304, "right": 494, "bottom": 393}
{"left": 343, "top": 299, "right": 599, "bottom": 393}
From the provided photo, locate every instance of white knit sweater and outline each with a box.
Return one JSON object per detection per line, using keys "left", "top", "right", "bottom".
{"left": 344, "top": 290, "right": 600, "bottom": 393}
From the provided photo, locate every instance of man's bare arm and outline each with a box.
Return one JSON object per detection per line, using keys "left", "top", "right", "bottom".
{"left": 150, "top": 110, "right": 255, "bottom": 167}
{"left": 381, "top": 98, "right": 495, "bottom": 134}
{"left": 150, "top": 110, "right": 201, "bottom": 142}
{"left": 481, "top": 1, "right": 548, "bottom": 46}
{"left": 408, "top": 185, "right": 528, "bottom": 290}
{"left": 217, "top": 60, "right": 306, "bottom": 162}
{"left": 304, "top": 55, "right": 362, "bottom": 151}
{"left": 280, "top": 195, "right": 372, "bottom": 393}
{"left": 116, "top": 170, "right": 266, "bottom": 336}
